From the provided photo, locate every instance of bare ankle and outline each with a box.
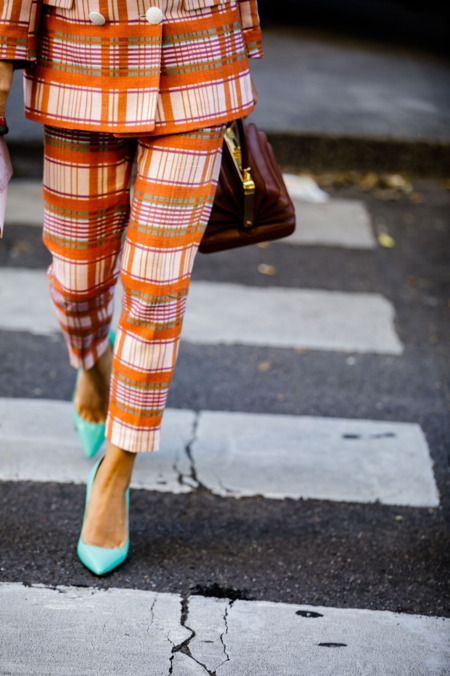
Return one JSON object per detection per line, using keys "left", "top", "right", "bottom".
{"left": 91, "top": 343, "right": 113, "bottom": 377}
{"left": 101, "top": 442, "right": 136, "bottom": 486}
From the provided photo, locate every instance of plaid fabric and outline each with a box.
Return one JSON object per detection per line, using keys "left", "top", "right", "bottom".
{"left": 0, "top": 0, "right": 40, "bottom": 61}
{"left": 0, "top": 0, "right": 263, "bottom": 134}
{"left": 42, "top": 123, "right": 226, "bottom": 453}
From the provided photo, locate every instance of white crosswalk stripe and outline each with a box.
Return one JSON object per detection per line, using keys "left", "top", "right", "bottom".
{"left": 1, "top": 582, "right": 448, "bottom": 675}
{"left": 287, "top": 197, "right": 377, "bottom": 249}
{"left": 0, "top": 268, "right": 403, "bottom": 354}
{"left": 6, "top": 180, "right": 377, "bottom": 250}
{"left": 0, "top": 398, "right": 439, "bottom": 506}
{"left": 182, "top": 281, "right": 403, "bottom": 354}
{"left": 6, "top": 180, "right": 44, "bottom": 227}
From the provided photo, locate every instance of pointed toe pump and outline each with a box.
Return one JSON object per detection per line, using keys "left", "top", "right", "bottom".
{"left": 77, "top": 455, "right": 130, "bottom": 576}
{"left": 72, "top": 329, "right": 116, "bottom": 459}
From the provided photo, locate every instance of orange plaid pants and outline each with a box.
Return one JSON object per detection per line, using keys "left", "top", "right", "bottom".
{"left": 42, "top": 123, "right": 226, "bottom": 453}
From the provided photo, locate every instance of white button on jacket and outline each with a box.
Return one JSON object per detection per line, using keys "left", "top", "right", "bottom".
{"left": 89, "top": 11, "right": 106, "bottom": 26}
{"left": 145, "top": 7, "right": 164, "bottom": 24}
{"left": 4, "top": 0, "right": 264, "bottom": 136}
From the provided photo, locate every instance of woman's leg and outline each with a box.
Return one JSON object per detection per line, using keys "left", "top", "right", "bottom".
{"left": 108, "top": 123, "right": 227, "bottom": 453}
{"left": 82, "top": 124, "right": 226, "bottom": 548}
{"left": 42, "top": 125, "right": 134, "bottom": 422}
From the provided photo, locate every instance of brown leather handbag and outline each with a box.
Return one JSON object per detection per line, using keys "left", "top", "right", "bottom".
{"left": 199, "top": 117, "right": 296, "bottom": 254}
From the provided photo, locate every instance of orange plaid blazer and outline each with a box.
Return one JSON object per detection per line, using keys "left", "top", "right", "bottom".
{"left": 0, "top": 0, "right": 263, "bottom": 134}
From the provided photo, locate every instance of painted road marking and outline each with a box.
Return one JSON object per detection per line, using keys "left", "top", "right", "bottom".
{"left": 6, "top": 180, "right": 44, "bottom": 227}
{"left": 0, "top": 399, "right": 438, "bottom": 507}
{"left": 287, "top": 197, "right": 376, "bottom": 249}
{"left": 0, "top": 398, "right": 194, "bottom": 495}
{"left": 182, "top": 281, "right": 403, "bottom": 354}
{"left": 6, "top": 181, "right": 376, "bottom": 250}
{"left": 0, "top": 269, "right": 404, "bottom": 354}
{"left": 191, "top": 410, "right": 439, "bottom": 507}
{"left": 1, "top": 582, "right": 448, "bottom": 675}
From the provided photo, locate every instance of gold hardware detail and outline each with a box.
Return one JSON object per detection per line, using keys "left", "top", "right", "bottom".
{"left": 242, "top": 167, "right": 255, "bottom": 195}
{"left": 232, "top": 146, "right": 242, "bottom": 165}
{"left": 223, "top": 125, "right": 255, "bottom": 229}
{"left": 224, "top": 126, "right": 243, "bottom": 177}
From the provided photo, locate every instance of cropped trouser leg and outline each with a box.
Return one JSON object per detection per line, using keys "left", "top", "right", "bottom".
{"left": 106, "top": 126, "right": 226, "bottom": 452}
{"left": 42, "top": 123, "right": 226, "bottom": 453}
{"left": 42, "top": 125, "right": 134, "bottom": 370}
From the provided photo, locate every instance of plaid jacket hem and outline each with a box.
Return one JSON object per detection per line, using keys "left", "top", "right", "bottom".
{"left": 1, "top": 0, "right": 263, "bottom": 134}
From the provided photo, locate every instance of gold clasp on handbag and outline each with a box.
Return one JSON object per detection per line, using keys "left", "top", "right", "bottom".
{"left": 242, "top": 167, "right": 255, "bottom": 194}
{"left": 242, "top": 167, "right": 255, "bottom": 227}
{"left": 224, "top": 125, "right": 255, "bottom": 228}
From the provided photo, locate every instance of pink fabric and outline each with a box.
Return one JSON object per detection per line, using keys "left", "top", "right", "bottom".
{"left": 0, "top": 138, "right": 13, "bottom": 239}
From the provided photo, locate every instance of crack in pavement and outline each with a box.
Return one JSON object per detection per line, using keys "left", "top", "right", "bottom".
{"left": 167, "top": 591, "right": 223, "bottom": 675}
{"left": 215, "top": 474, "right": 237, "bottom": 497}
{"left": 216, "top": 599, "right": 234, "bottom": 670}
{"left": 171, "top": 413, "right": 200, "bottom": 491}
{"left": 181, "top": 418, "right": 267, "bottom": 500}
{"left": 182, "top": 413, "right": 242, "bottom": 499}
{"left": 182, "top": 412, "right": 215, "bottom": 495}
{"left": 31, "top": 583, "right": 68, "bottom": 594}
{"left": 166, "top": 631, "right": 176, "bottom": 675}
{"left": 176, "top": 412, "right": 253, "bottom": 500}
{"left": 171, "top": 454, "right": 186, "bottom": 489}
{"left": 147, "top": 594, "right": 158, "bottom": 635}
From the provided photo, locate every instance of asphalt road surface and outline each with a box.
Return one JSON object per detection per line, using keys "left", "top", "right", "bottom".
{"left": 0, "top": 177, "right": 449, "bottom": 673}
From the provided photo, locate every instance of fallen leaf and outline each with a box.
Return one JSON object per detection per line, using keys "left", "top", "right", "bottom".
{"left": 257, "top": 360, "right": 272, "bottom": 372}
{"left": 377, "top": 232, "right": 396, "bottom": 248}
{"left": 382, "top": 174, "right": 413, "bottom": 192}
{"left": 257, "top": 263, "right": 277, "bottom": 276}
{"left": 359, "top": 172, "right": 379, "bottom": 190}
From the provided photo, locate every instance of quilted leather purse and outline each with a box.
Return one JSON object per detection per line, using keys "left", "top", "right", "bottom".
{"left": 199, "top": 118, "right": 296, "bottom": 253}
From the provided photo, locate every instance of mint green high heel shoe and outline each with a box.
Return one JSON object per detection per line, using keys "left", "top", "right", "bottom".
{"left": 77, "top": 454, "right": 130, "bottom": 576}
{"left": 72, "top": 329, "right": 116, "bottom": 459}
